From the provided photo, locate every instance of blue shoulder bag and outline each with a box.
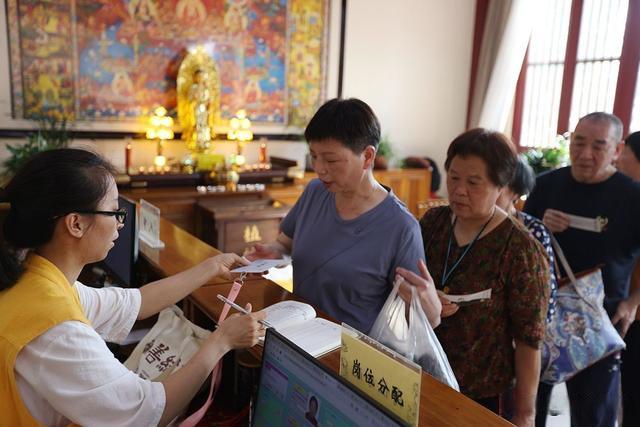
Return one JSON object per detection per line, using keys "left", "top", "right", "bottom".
{"left": 540, "top": 236, "right": 626, "bottom": 384}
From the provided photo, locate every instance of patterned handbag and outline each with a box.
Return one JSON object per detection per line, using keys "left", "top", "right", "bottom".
{"left": 540, "top": 236, "right": 626, "bottom": 384}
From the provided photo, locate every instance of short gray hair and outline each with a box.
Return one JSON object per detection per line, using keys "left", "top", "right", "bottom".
{"left": 577, "top": 112, "right": 623, "bottom": 141}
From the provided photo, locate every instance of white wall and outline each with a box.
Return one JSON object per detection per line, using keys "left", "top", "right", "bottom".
{"left": 0, "top": 0, "right": 474, "bottom": 183}
{"left": 343, "top": 0, "right": 475, "bottom": 182}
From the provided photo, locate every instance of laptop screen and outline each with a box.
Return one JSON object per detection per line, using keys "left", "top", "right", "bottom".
{"left": 252, "top": 328, "right": 405, "bottom": 427}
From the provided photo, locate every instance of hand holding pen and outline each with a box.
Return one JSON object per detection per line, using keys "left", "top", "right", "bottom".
{"left": 217, "top": 294, "right": 274, "bottom": 329}
{"left": 208, "top": 301, "right": 267, "bottom": 350}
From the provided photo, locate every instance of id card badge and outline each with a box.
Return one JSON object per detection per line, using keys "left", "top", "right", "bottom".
{"left": 566, "top": 214, "right": 608, "bottom": 233}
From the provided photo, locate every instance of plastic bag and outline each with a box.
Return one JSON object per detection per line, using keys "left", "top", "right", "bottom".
{"left": 369, "top": 279, "right": 459, "bottom": 391}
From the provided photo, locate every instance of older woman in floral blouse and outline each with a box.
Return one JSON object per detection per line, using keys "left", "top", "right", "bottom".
{"left": 420, "top": 129, "right": 550, "bottom": 427}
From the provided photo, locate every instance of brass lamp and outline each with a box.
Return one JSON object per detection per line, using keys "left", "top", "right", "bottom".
{"left": 146, "top": 106, "right": 174, "bottom": 170}
{"left": 227, "top": 109, "right": 253, "bottom": 166}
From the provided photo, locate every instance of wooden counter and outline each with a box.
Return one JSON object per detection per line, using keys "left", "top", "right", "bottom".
{"left": 140, "top": 213, "right": 511, "bottom": 426}
{"left": 139, "top": 216, "right": 265, "bottom": 287}
{"left": 188, "top": 280, "right": 512, "bottom": 427}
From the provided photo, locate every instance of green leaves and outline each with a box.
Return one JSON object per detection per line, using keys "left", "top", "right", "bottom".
{"left": 2, "top": 118, "right": 71, "bottom": 180}
{"left": 522, "top": 135, "right": 569, "bottom": 175}
{"left": 377, "top": 135, "right": 394, "bottom": 159}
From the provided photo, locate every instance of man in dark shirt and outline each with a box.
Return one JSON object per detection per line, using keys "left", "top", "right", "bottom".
{"left": 524, "top": 112, "right": 640, "bottom": 427}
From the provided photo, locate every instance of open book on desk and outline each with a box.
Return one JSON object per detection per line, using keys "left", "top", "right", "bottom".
{"left": 260, "top": 301, "right": 342, "bottom": 358}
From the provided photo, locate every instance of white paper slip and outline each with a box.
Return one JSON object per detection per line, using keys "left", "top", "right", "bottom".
{"left": 444, "top": 289, "right": 492, "bottom": 304}
{"left": 566, "top": 213, "right": 608, "bottom": 233}
{"left": 231, "top": 258, "right": 291, "bottom": 273}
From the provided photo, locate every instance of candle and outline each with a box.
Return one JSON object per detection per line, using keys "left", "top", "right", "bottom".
{"left": 125, "top": 142, "right": 132, "bottom": 174}
{"left": 259, "top": 141, "right": 267, "bottom": 164}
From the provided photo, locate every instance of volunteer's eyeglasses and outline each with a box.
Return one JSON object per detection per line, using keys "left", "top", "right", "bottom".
{"left": 55, "top": 208, "right": 127, "bottom": 224}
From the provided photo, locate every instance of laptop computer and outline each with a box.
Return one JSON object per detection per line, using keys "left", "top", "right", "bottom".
{"left": 252, "top": 328, "right": 407, "bottom": 426}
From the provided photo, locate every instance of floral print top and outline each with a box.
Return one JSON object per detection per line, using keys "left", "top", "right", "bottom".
{"left": 420, "top": 207, "right": 550, "bottom": 399}
{"left": 518, "top": 211, "right": 558, "bottom": 323}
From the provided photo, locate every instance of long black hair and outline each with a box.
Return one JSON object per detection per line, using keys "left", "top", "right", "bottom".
{"left": 0, "top": 148, "right": 117, "bottom": 290}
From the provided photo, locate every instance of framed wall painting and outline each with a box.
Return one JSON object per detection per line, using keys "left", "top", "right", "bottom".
{"left": 4, "top": 0, "right": 333, "bottom": 135}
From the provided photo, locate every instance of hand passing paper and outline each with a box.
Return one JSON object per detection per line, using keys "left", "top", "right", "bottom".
{"left": 230, "top": 258, "right": 291, "bottom": 273}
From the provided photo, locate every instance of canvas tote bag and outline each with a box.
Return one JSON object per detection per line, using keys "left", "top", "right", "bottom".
{"left": 125, "top": 276, "right": 245, "bottom": 426}
{"left": 124, "top": 305, "right": 210, "bottom": 381}
{"left": 540, "top": 235, "right": 626, "bottom": 384}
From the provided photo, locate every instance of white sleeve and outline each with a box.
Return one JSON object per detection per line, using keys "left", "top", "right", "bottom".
{"left": 75, "top": 282, "right": 141, "bottom": 344}
{"left": 15, "top": 321, "right": 165, "bottom": 427}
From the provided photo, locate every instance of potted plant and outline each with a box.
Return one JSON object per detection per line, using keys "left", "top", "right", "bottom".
{"left": 375, "top": 135, "right": 394, "bottom": 170}
{"left": 2, "top": 118, "right": 71, "bottom": 185}
{"left": 522, "top": 134, "right": 569, "bottom": 175}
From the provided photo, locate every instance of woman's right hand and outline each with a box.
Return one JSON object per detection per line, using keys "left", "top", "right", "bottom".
{"left": 159, "top": 305, "right": 266, "bottom": 425}
{"left": 437, "top": 291, "right": 460, "bottom": 317}
{"left": 212, "top": 304, "right": 267, "bottom": 351}
{"left": 244, "top": 243, "right": 283, "bottom": 261}
{"left": 396, "top": 260, "right": 442, "bottom": 328}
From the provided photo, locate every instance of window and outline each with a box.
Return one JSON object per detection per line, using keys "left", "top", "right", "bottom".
{"left": 568, "top": 0, "right": 628, "bottom": 130}
{"left": 514, "top": 0, "right": 639, "bottom": 147}
{"left": 519, "top": 0, "right": 571, "bottom": 148}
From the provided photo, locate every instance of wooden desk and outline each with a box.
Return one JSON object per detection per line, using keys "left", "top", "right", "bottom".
{"left": 139, "top": 216, "right": 267, "bottom": 288}
{"left": 188, "top": 280, "right": 512, "bottom": 427}
{"left": 139, "top": 216, "right": 221, "bottom": 278}
{"left": 140, "top": 216, "right": 510, "bottom": 426}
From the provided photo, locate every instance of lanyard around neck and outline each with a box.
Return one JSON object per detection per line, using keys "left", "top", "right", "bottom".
{"left": 441, "top": 210, "right": 495, "bottom": 288}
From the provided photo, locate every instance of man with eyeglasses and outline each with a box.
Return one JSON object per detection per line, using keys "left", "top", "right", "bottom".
{"left": 524, "top": 112, "right": 640, "bottom": 427}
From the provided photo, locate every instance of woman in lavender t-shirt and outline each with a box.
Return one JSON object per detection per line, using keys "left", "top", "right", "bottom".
{"left": 246, "top": 98, "right": 442, "bottom": 333}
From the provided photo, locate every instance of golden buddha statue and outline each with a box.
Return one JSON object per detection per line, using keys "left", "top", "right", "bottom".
{"left": 177, "top": 47, "right": 220, "bottom": 152}
{"left": 189, "top": 69, "right": 212, "bottom": 145}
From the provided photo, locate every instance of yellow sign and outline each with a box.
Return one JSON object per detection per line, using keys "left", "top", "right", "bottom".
{"left": 340, "top": 325, "right": 421, "bottom": 426}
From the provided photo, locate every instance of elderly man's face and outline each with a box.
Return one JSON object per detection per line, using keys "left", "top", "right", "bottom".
{"left": 569, "top": 119, "right": 621, "bottom": 183}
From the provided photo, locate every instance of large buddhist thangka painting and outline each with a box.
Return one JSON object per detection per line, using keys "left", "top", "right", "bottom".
{"left": 6, "top": 0, "right": 329, "bottom": 127}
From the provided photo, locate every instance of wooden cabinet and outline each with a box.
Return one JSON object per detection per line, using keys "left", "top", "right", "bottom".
{"left": 120, "top": 187, "right": 266, "bottom": 235}
{"left": 196, "top": 200, "right": 290, "bottom": 254}
{"left": 265, "top": 183, "right": 306, "bottom": 206}
{"left": 375, "top": 169, "right": 431, "bottom": 218}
